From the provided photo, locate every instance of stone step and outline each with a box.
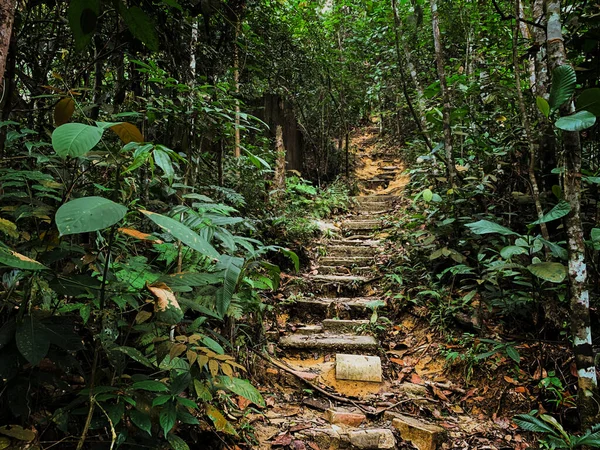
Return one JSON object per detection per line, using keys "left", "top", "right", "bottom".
{"left": 387, "top": 412, "right": 447, "bottom": 450}
{"left": 355, "top": 201, "right": 390, "bottom": 212}
{"left": 287, "top": 297, "right": 385, "bottom": 320}
{"left": 319, "top": 256, "right": 373, "bottom": 266}
{"left": 357, "top": 209, "right": 390, "bottom": 216}
{"left": 297, "top": 427, "right": 395, "bottom": 450}
{"left": 323, "top": 319, "right": 369, "bottom": 332}
{"left": 382, "top": 165, "right": 400, "bottom": 171}
{"left": 354, "top": 195, "right": 398, "bottom": 203}
{"left": 379, "top": 173, "right": 397, "bottom": 180}
{"left": 342, "top": 220, "right": 385, "bottom": 232}
{"left": 363, "top": 179, "right": 387, "bottom": 189}
{"left": 307, "top": 274, "right": 369, "bottom": 284}
{"left": 279, "top": 333, "right": 378, "bottom": 352}
{"left": 326, "top": 245, "right": 378, "bottom": 257}
{"left": 326, "top": 239, "right": 381, "bottom": 246}
{"left": 318, "top": 265, "right": 372, "bottom": 276}
{"left": 336, "top": 353, "right": 382, "bottom": 382}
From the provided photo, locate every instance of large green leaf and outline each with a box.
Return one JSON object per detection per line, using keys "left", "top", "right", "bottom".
{"left": 549, "top": 65, "right": 576, "bottom": 112}
{"left": 140, "top": 210, "right": 218, "bottom": 258}
{"left": 513, "top": 414, "right": 558, "bottom": 434}
{"left": 215, "top": 376, "right": 265, "bottom": 407}
{"left": 129, "top": 410, "right": 152, "bottom": 436}
{"left": 215, "top": 256, "right": 244, "bottom": 317}
{"left": 500, "top": 246, "right": 527, "bottom": 259}
{"left": 120, "top": 6, "right": 159, "bottom": 52}
{"left": 56, "top": 197, "right": 127, "bottom": 236}
{"left": 0, "top": 248, "right": 48, "bottom": 270}
{"left": 15, "top": 316, "right": 50, "bottom": 366}
{"left": 67, "top": 0, "right": 100, "bottom": 51}
{"left": 466, "top": 220, "right": 518, "bottom": 236}
{"left": 167, "top": 434, "right": 190, "bottom": 450}
{"left": 52, "top": 123, "right": 104, "bottom": 158}
{"left": 555, "top": 111, "right": 597, "bottom": 132}
{"left": 153, "top": 147, "right": 174, "bottom": 182}
{"left": 577, "top": 88, "right": 600, "bottom": 117}
{"left": 529, "top": 200, "right": 571, "bottom": 226}
{"left": 527, "top": 262, "right": 567, "bottom": 283}
{"left": 536, "top": 96, "right": 550, "bottom": 118}
{"left": 159, "top": 402, "right": 177, "bottom": 437}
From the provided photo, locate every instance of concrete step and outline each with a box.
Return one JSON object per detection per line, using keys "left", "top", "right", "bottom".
{"left": 354, "top": 195, "right": 398, "bottom": 203}
{"left": 287, "top": 297, "right": 385, "bottom": 320}
{"left": 307, "top": 274, "right": 369, "bottom": 284}
{"left": 356, "top": 201, "right": 390, "bottom": 212}
{"left": 279, "top": 333, "right": 378, "bottom": 352}
{"left": 318, "top": 265, "right": 372, "bottom": 276}
{"left": 326, "top": 239, "right": 381, "bottom": 246}
{"left": 319, "top": 256, "right": 373, "bottom": 266}
{"left": 296, "top": 427, "right": 395, "bottom": 450}
{"left": 342, "top": 220, "right": 384, "bottom": 232}
{"left": 363, "top": 179, "right": 387, "bottom": 189}
{"left": 326, "top": 245, "right": 378, "bottom": 257}
{"left": 382, "top": 166, "right": 400, "bottom": 171}
{"left": 323, "top": 319, "right": 369, "bottom": 332}
{"left": 357, "top": 209, "right": 390, "bottom": 216}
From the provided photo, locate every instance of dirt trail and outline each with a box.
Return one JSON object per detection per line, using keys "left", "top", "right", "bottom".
{"left": 254, "top": 128, "right": 531, "bottom": 450}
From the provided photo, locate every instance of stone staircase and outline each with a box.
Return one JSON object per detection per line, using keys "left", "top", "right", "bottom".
{"left": 274, "top": 195, "right": 402, "bottom": 449}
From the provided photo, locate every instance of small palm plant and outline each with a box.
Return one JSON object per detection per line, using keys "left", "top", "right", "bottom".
{"left": 514, "top": 411, "right": 600, "bottom": 449}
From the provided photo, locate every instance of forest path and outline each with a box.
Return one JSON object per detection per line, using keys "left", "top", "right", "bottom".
{"left": 256, "top": 128, "right": 533, "bottom": 450}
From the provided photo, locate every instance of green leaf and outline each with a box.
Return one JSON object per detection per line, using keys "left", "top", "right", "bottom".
{"left": 167, "top": 434, "right": 190, "bottom": 450}
{"left": 0, "top": 248, "right": 48, "bottom": 270}
{"left": 280, "top": 248, "right": 300, "bottom": 272}
{"left": 206, "top": 404, "right": 238, "bottom": 436}
{"left": 549, "top": 65, "right": 576, "bottom": 112}
{"left": 539, "top": 237, "right": 568, "bottom": 261}
{"left": 15, "top": 315, "right": 50, "bottom": 366}
{"left": 215, "top": 255, "right": 244, "bottom": 317}
{"left": 153, "top": 148, "right": 174, "bottom": 182}
{"left": 555, "top": 111, "right": 597, "bottom": 131}
{"left": 114, "top": 346, "right": 154, "bottom": 368}
{"left": 513, "top": 414, "right": 557, "bottom": 434}
{"left": 536, "top": 96, "right": 550, "bottom": 118}
{"left": 56, "top": 196, "right": 127, "bottom": 236}
{"left": 422, "top": 189, "right": 433, "bottom": 202}
{"left": 152, "top": 395, "right": 172, "bottom": 407}
{"left": 159, "top": 402, "right": 177, "bottom": 436}
{"left": 505, "top": 346, "right": 520, "bottom": 364}
{"left": 527, "top": 262, "right": 567, "bottom": 283}
{"left": 466, "top": 220, "right": 518, "bottom": 236}
{"left": 193, "top": 379, "right": 213, "bottom": 401}
{"left": 0, "top": 425, "right": 36, "bottom": 441}
{"left": 132, "top": 380, "right": 169, "bottom": 392}
{"left": 129, "top": 410, "right": 152, "bottom": 436}
{"left": 202, "top": 336, "right": 224, "bottom": 355}
{"left": 215, "top": 376, "right": 265, "bottom": 407}
{"left": 591, "top": 228, "right": 600, "bottom": 250}
{"left": 52, "top": 123, "right": 104, "bottom": 158}
{"left": 140, "top": 210, "right": 218, "bottom": 258}
{"left": 500, "top": 246, "right": 527, "bottom": 259}
{"left": 67, "top": 0, "right": 100, "bottom": 51}
{"left": 529, "top": 200, "right": 571, "bottom": 226}
{"left": 576, "top": 88, "right": 600, "bottom": 117}
{"left": 120, "top": 6, "right": 159, "bottom": 52}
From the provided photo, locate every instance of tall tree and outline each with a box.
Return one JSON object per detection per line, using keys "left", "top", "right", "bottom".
{"left": 544, "top": 0, "right": 599, "bottom": 428}
{"left": 0, "top": 0, "right": 16, "bottom": 89}
{"left": 429, "top": 0, "right": 456, "bottom": 183}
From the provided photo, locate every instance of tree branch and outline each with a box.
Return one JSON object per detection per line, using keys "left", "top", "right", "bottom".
{"left": 491, "top": 0, "right": 545, "bottom": 29}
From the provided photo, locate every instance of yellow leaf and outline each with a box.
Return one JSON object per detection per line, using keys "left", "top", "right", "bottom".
{"left": 118, "top": 227, "right": 163, "bottom": 243}
{"left": 175, "top": 335, "right": 188, "bottom": 342}
{"left": 227, "top": 361, "right": 247, "bottom": 372}
{"left": 0, "top": 218, "right": 18, "bottom": 238}
{"left": 54, "top": 97, "right": 75, "bottom": 126}
{"left": 110, "top": 122, "right": 144, "bottom": 144}
{"left": 213, "top": 354, "right": 233, "bottom": 361}
{"left": 186, "top": 350, "right": 198, "bottom": 365}
{"left": 169, "top": 343, "right": 187, "bottom": 360}
{"left": 135, "top": 310, "right": 152, "bottom": 324}
{"left": 148, "top": 283, "right": 181, "bottom": 313}
{"left": 198, "top": 347, "right": 216, "bottom": 358}
{"left": 209, "top": 359, "right": 219, "bottom": 376}
{"left": 188, "top": 334, "right": 202, "bottom": 344}
{"left": 221, "top": 363, "right": 233, "bottom": 377}
{"left": 197, "top": 355, "right": 209, "bottom": 368}
{"left": 205, "top": 405, "right": 238, "bottom": 436}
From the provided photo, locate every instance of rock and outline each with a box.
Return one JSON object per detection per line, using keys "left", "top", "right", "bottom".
{"left": 319, "top": 256, "right": 373, "bottom": 266}
{"left": 307, "top": 274, "right": 369, "bottom": 284}
{"left": 336, "top": 354, "right": 382, "bottom": 382}
{"left": 327, "top": 245, "right": 378, "bottom": 257}
{"left": 341, "top": 220, "right": 383, "bottom": 232}
{"left": 312, "top": 220, "right": 340, "bottom": 234}
{"left": 324, "top": 408, "right": 366, "bottom": 427}
{"left": 279, "top": 334, "right": 378, "bottom": 352}
{"left": 295, "top": 325, "right": 323, "bottom": 335}
{"left": 348, "top": 429, "right": 396, "bottom": 449}
{"left": 323, "top": 319, "right": 369, "bottom": 333}
{"left": 394, "top": 382, "right": 429, "bottom": 397}
{"left": 391, "top": 414, "right": 446, "bottom": 450}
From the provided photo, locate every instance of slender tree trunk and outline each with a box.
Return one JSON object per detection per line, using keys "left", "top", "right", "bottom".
{"left": 429, "top": 0, "right": 456, "bottom": 183}
{"left": 545, "top": 0, "right": 599, "bottom": 428}
{"left": 512, "top": 0, "right": 550, "bottom": 243}
{"left": 273, "top": 125, "right": 286, "bottom": 204}
{"left": 391, "top": 0, "right": 433, "bottom": 151}
{"left": 233, "top": 17, "right": 241, "bottom": 158}
{"left": 0, "top": 0, "right": 16, "bottom": 91}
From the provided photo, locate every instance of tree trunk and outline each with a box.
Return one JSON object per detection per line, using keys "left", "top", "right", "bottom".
{"left": 233, "top": 17, "right": 241, "bottom": 158}
{"left": 545, "top": 0, "right": 599, "bottom": 429}
{"left": 273, "top": 125, "right": 286, "bottom": 204}
{"left": 429, "top": 0, "right": 456, "bottom": 183}
{"left": 0, "top": 0, "right": 16, "bottom": 91}
{"left": 512, "top": 0, "right": 550, "bottom": 243}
